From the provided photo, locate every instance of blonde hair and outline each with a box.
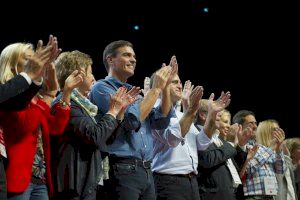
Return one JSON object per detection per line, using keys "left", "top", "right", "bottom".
{"left": 199, "top": 99, "right": 209, "bottom": 113}
{"left": 288, "top": 138, "right": 300, "bottom": 157}
{"left": 0, "top": 43, "right": 33, "bottom": 84}
{"left": 55, "top": 50, "right": 93, "bottom": 89}
{"left": 256, "top": 119, "right": 279, "bottom": 147}
{"left": 220, "top": 109, "right": 231, "bottom": 120}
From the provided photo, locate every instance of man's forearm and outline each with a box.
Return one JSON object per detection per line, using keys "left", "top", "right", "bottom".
{"left": 140, "top": 88, "right": 161, "bottom": 121}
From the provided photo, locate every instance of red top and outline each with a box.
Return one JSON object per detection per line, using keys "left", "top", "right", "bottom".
{"left": 0, "top": 97, "right": 70, "bottom": 196}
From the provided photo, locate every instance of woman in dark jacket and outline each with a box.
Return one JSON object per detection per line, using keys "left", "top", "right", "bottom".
{"left": 53, "top": 51, "right": 139, "bottom": 200}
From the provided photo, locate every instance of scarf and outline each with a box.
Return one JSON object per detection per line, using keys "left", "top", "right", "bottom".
{"left": 71, "top": 89, "right": 98, "bottom": 122}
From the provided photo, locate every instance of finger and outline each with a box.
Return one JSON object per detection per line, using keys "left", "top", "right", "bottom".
{"left": 70, "top": 70, "right": 79, "bottom": 77}
{"left": 224, "top": 99, "right": 231, "bottom": 108}
{"left": 128, "top": 87, "right": 140, "bottom": 97}
{"left": 208, "top": 93, "right": 215, "bottom": 101}
{"left": 79, "top": 69, "right": 86, "bottom": 77}
{"left": 171, "top": 62, "right": 178, "bottom": 75}
{"left": 36, "top": 40, "right": 43, "bottom": 52}
{"left": 47, "top": 34, "right": 54, "bottom": 46}
{"left": 169, "top": 55, "right": 177, "bottom": 67}
{"left": 190, "top": 85, "right": 194, "bottom": 91}
{"left": 184, "top": 80, "right": 190, "bottom": 89}
{"left": 223, "top": 91, "right": 231, "bottom": 102}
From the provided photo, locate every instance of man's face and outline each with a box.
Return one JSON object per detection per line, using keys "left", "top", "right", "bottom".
{"left": 242, "top": 115, "right": 257, "bottom": 138}
{"left": 170, "top": 74, "right": 182, "bottom": 103}
{"left": 110, "top": 46, "right": 136, "bottom": 79}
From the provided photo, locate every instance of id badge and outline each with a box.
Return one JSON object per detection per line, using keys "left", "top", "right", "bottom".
{"left": 264, "top": 176, "right": 277, "bottom": 195}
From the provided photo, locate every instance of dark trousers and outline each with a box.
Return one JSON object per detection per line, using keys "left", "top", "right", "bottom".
{"left": 104, "top": 161, "right": 156, "bottom": 200}
{"left": 154, "top": 173, "right": 200, "bottom": 200}
{"left": 0, "top": 157, "right": 7, "bottom": 200}
{"left": 56, "top": 190, "right": 82, "bottom": 200}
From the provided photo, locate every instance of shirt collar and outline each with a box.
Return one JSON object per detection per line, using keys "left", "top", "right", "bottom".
{"left": 105, "top": 76, "right": 132, "bottom": 89}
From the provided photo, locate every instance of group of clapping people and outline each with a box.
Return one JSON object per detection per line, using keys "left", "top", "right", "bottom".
{"left": 0, "top": 35, "right": 299, "bottom": 200}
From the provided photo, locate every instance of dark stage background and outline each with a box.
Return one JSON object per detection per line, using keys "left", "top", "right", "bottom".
{"left": 1, "top": 0, "right": 299, "bottom": 137}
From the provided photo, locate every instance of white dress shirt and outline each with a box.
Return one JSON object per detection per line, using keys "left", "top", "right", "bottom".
{"left": 151, "top": 109, "right": 212, "bottom": 175}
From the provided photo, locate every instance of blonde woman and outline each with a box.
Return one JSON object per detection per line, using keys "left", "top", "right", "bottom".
{"left": 0, "top": 38, "right": 83, "bottom": 200}
{"left": 242, "top": 119, "right": 286, "bottom": 200}
{"left": 0, "top": 36, "right": 57, "bottom": 200}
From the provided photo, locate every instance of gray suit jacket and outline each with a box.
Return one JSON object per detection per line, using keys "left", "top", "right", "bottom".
{"left": 276, "top": 155, "right": 298, "bottom": 200}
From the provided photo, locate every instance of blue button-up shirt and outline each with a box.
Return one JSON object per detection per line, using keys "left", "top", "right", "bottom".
{"left": 90, "top": 76, "right": 173, "bottom": 161}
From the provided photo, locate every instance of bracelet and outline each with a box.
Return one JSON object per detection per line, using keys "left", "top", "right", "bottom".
{"left": 38, "top": 92, "right": 56, "bottom": 98}
{"left": 43, "top": 93, "right": 56, "bottom": 98}
{"left": 58, "top": 99, "right": 71, "bottom": 107}
{"left": 37, "top": 93, "right": 44, "bottom": 99}
{"left": 106, "top": 112, "right": 117, "bottom": 119}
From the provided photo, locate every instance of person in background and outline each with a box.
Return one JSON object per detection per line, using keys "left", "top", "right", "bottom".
{"left": 286, "top": 138, "right": 300, "bottom": 199}
{"left": 232, "top": 110, "right": 257, "bottom": 145}
{"left": 194, "top": 99, "right": 209, "bottom": 131}
{"left": 276, "top": 138, "right": 298, "bottom": 200}
{"left": 198, "top": 109, "right": 251, "bottom": 200}
{"left": 242, "top": 119, "right": 286, "bottom": 200}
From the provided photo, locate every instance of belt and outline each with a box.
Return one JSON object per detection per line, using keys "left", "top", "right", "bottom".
{"left": 153, "top": 172, "right": 196, "bottom": 179}
{"left": 31, "top": 176, "right": 45, "bottom": 185}
{"left": 109, "top": 156, "right": 152, "bottom": 169}
{"left": 245, "top": 195, "right": 275, "bottom": 200}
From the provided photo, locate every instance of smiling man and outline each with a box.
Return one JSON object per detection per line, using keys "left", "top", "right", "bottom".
{"left": 90, "top": 40, "right": 176, "bottom": 200}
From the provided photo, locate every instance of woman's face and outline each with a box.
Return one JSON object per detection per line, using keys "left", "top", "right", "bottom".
{"left": 218, "top": 112, "right": 231, "bottom": 137}
{"left": 15, "top": 48, "right": 34, "bottom": 74}
{"left": 77, "top": 65, "right": 95, "bottom": 97}
{"left": 292, "top": 148, "right": 300, "bottom": 166}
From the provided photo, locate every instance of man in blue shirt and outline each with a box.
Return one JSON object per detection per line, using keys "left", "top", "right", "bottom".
{"left": 90, "top": 40, "right": 176, "bottom": 200}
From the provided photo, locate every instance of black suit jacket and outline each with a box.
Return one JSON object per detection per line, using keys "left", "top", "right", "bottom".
{"left": 0, "top": 75, "right": 40, "bottom": 110}
{"left": 197, "top": 137, "right": 243, "bottom": 200}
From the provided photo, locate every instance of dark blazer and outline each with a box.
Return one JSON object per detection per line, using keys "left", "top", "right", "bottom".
{"left": 197, "top": 137, "right": 241, "bottom": 200}
{"left": 52, "top": 96, "right": 119, "bottom": 200}
{"left": 0, "top": 75, "right": 40, "bottom": 110}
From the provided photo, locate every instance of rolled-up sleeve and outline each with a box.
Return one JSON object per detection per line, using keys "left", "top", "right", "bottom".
{"left": 150, "top": 106, "right": 175, "bottom": 130}
{"left": 152, "top": 117, "right": 183, "bottom": 147}
{"left": 196, "top": 128, "right": 212, "bottom": 151}
{"left": 122, "top": 101, "right": 141, "bottom": 131}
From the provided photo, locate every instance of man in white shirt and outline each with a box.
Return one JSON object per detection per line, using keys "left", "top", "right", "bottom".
{"left": 151, "top": 73, "right": 231, "bottom": 200}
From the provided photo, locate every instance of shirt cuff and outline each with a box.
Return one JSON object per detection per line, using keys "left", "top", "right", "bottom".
{"left": 238, "top": 144, "right": 247, "bottom": 152}
{"left": 33, "top": 77, "right": 43, "bottom": 86}
{"left": 106, "top": 112, "right": 117, "bottom": 119}
{"left": 19, "top": 72, "right": 32, "bottom": 85}
{"left": 196, "top": 129, "right": 213, "bottom": 151}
